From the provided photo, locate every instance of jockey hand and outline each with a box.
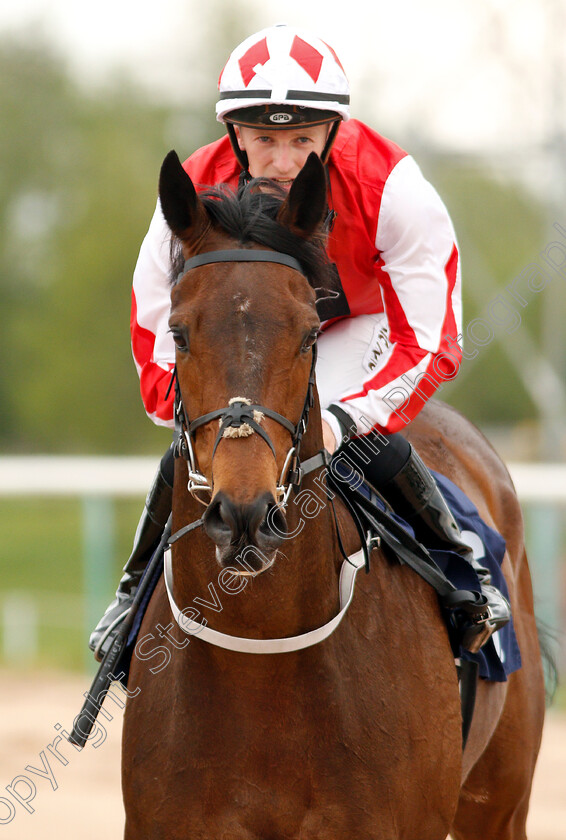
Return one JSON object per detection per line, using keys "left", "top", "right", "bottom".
{"left": 322, "top": 419, "right": 338, "bottom": 454}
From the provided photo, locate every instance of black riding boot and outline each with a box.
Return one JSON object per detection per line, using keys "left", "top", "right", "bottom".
{"left": 380, "top": 446, "right": 511, "bottom": 653}
{"left": 89, "top": 451, "right": 173, "bottom": 661}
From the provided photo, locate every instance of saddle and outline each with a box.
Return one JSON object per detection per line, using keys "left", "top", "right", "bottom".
{"left": 326, "top": 460, "right": 520, "bottom": 675}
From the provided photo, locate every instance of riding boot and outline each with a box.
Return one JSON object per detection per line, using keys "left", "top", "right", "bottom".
{"left": 89, "top": 457, "right": 173, "bottom": 661}
{"left": 380, "top": 446, "right": 511, "bottom": 653}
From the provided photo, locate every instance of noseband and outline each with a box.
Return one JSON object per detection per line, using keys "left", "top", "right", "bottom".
{"left": 171, "top": 248, "right": 318, "bottom": 507}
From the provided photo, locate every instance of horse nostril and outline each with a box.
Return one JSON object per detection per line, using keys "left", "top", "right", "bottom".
{"left": 203, "top": 495, "right": 234, "bottom": 547}
{"left": 203, "top": 491, "right": 286, "bottom": 551}
{"left": 258, "top": 502, "right": 287, "bottom": 548}
{"left": 243, "top": 493, "right": 285, "bottom": 550}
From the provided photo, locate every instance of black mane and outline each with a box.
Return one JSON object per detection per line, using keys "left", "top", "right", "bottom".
{"left": 169, "top": 178, "right": 343, "bottom": 316}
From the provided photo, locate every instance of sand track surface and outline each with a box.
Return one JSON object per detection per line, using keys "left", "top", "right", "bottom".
{"left": 0, "top": 670, "right": 563, "bottom": 839}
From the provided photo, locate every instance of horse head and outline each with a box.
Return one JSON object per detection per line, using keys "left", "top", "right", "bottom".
{"left": 159, "top": 151, "right": 329, "bottom": 575}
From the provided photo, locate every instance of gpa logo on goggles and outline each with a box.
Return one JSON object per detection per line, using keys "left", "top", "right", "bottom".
{"left": 269, "top": 112, "right": 294, "bottom": 123}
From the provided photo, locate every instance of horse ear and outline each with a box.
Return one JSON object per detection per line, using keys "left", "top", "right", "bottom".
{"left": 277, "top": 152, "right": 327, "bottom": 238}
{"left": 158, "top": 150, "right": 209, "bottom": 244}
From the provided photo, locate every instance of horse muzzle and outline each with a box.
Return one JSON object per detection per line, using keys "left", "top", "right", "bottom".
{"left": 203, "top": 490, "right": 287, "bottom": 574}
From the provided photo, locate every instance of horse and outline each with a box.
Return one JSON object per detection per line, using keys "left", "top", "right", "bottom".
{"left": 121, "top": 150, "right": 546, "bottom": 839}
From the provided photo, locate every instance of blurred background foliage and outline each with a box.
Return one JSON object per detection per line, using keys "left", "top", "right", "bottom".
{"left": 0, "top": 36, "right": 172, "bottom": 453}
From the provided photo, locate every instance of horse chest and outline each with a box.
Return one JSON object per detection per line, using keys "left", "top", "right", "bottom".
{"left": 124, "top": 624, "right": 460, "bottom": 840}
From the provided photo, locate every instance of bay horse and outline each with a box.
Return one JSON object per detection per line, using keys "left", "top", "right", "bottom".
{"left": 122, "top": 151, "right": 545, "bottom": 839}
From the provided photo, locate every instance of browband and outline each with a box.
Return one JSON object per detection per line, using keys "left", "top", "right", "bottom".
{"left": 178, "top": 249, "right": 306, "bottom": 282}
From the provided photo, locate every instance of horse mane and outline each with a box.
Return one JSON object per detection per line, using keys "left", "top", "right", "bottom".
{"left": 168, "top": 178, "right": 339, "bottom": 305}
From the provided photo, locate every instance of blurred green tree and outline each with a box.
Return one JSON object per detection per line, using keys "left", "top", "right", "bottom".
{"left": 0, "top": 37, "right": 174, "bottom": 452}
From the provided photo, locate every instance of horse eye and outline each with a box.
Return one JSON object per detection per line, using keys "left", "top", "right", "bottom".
{"left": 170, "top": 328, "right": 189, "bottom": 353}
{"left": 301, "top": 330, "right": 319, "bottom": 354}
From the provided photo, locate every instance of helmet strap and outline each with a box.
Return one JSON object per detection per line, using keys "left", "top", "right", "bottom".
{"left": 227, "top": 123, "right": 249, "bottom": 173}
{"left": 321, "top": 119, "right": 341, "bottom": 164}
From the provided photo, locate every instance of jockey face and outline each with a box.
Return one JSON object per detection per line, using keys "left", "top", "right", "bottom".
{"left": 235, "top": 124, "right": 329, "bottom": 188}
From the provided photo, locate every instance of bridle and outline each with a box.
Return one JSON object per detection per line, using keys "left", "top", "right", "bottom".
{"left": 170, "top": 248, "right": 320, "bottom": 508}
{"left": 164, "top": 246, "right": 370, "bottom": 655}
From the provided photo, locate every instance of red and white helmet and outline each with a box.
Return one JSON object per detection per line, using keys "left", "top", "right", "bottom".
{"left": 217, "top": 24, "right": 350, "bottom": 129}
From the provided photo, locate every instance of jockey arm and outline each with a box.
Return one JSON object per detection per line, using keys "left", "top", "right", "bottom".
{"left": 320, "top": 153, "right": 462, "bottom": 445}
{"left": 131, "top": 200, "right": 177, "bottom": 428}
{"left": 131, "top": 139, "right": 240, "bottom": 428}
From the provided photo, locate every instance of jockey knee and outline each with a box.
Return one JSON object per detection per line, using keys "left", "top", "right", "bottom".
{"left": 337, "top": 431, "right": 410, "bottom": 489}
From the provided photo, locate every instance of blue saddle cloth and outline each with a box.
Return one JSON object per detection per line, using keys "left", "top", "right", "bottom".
{"left": 434, "top": 472, "right": 521, "bottom": 681}
{"left": 356, "top": 470, "right": 521, "bottom": 682}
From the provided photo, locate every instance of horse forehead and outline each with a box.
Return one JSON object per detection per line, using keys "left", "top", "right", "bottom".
{"left": 173, "top": 264, "right": 315, "bottom": 321}
{"left": 219, "top": 264, "right": 313, "bottom": 304}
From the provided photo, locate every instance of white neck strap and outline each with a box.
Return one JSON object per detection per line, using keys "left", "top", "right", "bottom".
{"left": 163, "top": 547, "right": 365, "bottom": 654}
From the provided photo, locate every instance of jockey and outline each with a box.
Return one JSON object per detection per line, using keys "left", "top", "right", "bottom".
{"left": 90, "top": 24, "right": 510, "bottom": 660}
